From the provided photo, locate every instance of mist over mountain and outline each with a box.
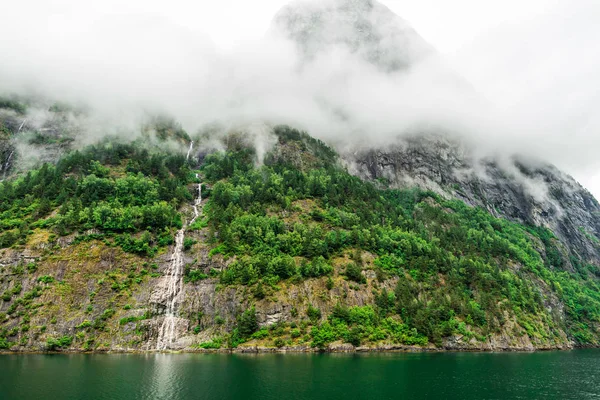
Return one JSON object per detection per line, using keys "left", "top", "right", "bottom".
{"left": 1, "top": 0, "right": 600, "bottom": 354}
{"left": 270, "top": 0, "right": 434, "bottom": 72}
{"left": 0, "top": 0, "right": 596, "bottom": 185}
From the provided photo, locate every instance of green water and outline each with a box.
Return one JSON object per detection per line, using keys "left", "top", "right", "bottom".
{"left": 1, "top": 350, "right": 599, "bottom": 399}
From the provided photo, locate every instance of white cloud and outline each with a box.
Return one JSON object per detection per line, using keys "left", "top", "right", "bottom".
{"left": 0, "top": 0, "right": 598, "bottom": 198}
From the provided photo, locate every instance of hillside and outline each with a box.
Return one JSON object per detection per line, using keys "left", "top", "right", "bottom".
{"left": 1, "top": 118, "right": 599, "bottom": 352}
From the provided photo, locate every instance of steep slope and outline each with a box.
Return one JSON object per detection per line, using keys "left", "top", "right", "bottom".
{"left": 345, "top": 134, "right": 600, "bottom": 266}
{"left": 1, "top": 126, "right": 599, "bottom": 353}
{"left": 1, "top": 0, "right": 599, "bottom": 353}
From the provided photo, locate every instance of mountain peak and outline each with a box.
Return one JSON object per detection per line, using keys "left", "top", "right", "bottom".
{"left": 270, "top": 0, "right": 434, "bottom": 72}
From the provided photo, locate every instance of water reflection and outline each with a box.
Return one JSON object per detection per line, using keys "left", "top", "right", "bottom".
{"left": 144, "top": 354, "right": 179, "bottom": 400}
{"left": 0, "top": 350, "right": 599, "bottom": 400}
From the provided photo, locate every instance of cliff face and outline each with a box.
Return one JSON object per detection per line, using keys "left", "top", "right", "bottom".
{"left": 344, "top": 135, "right": 600, "bottom": 266}
{"left": 0, "top": 216, "right": 576, "bottom": 353}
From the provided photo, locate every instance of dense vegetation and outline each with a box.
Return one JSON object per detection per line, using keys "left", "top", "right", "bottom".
{"left": 199, "top": 126, "right": 600, "bottom": 347}
{"left": 1, "top": 123, "right": 599, "bottom": 351}
{"left": 0, "top": 139, "right": 195, "bottom": 256}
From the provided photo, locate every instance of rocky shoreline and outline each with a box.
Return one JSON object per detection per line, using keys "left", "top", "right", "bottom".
{"left": 2, "top": 341, "right": 587, "bottom": 355}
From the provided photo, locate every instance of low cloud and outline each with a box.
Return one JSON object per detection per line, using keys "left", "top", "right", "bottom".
{"left": 0, "top": 0, "right": 598, "bottom": 196}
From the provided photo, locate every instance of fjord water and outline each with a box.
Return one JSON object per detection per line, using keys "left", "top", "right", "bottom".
{"left": 1, "top": 351, "right": 599, "bottom": 399}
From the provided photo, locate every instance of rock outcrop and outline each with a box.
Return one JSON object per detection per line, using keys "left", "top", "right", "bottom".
{"left": 344, "top": 134, "right": 600, "bottom": 265}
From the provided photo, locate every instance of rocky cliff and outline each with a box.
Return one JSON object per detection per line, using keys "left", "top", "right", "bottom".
{"left": 344, "top": 134, "right": 600, "bottom": 266}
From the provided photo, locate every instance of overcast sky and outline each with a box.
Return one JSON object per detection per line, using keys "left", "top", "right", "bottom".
{"left": 2, "top": 0, "right": 599, "bottom": 197}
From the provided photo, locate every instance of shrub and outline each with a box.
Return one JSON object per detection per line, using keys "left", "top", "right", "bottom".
{"left": 184, "top": 268, "right": 208, "bottom": 283}
{"left": 326, "top": 276, "right": 334, "bottom": 290}
{"left": 254, "top": 282, "right": 266, "bottom": 299}
{"left": 307, "top": 304, "right": 322, "bottom": 322}
{"left": 300, "top": 256, "right": 333, "bottom": 278}
{"left": 46, "top": 335, "right": 73, "bottom": 350}
{"left": 38, "top": 275, "right": 55, "bottom": 284}
{"left": 238, "top": 307, "right": 258, "bottom": 337}
{"left": 183, "top": 237, "right": 197, "bottom": 251}
{"left": 251, "top": 328, "right": 269, "bottom": 339}
{"left": 310, "top": 322, "right": 336, "bottom": 349}
{"left": 344, "top": 263, "right": 365, "bottom": 283}
{"left": 76, "top": 320, "right": 92, "bottom": 329}
{"left": 198, "top": 338, "right": 222, "bottom": 349}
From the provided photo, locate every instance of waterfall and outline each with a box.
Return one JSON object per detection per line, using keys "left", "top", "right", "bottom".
{"left": 155, "top": 227, "right": 186, "bottom": 350}
{"left": 153, "top": 178, "right": 203, "bottom": 351}
{"left": 18, "top": 119, "right": 27, "bottom": 133}
{"left": 2, "top": 150, "right": 14, "bottom": 181}
{"left": 186, "top": 141, "right": 194, "bottom": 161}
{"left": 191, "top": 175, "right": 202, "bottom": 225}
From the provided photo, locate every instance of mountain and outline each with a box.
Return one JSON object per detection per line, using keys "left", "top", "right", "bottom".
{"left": 270, "top": 0, "right": 434, "bottom": 72}
{"left": 0, "top": 119, "right": 599, "bottom": 352}
{"left": 345, "top": 135, "right": 600, "bottom": 266}
{"left": 1, "top": 0, "right": 599, "bottom": 353}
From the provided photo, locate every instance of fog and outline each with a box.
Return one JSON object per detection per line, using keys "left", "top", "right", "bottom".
{"left": 1, "top": 0, "right": 598, "bottom": 197}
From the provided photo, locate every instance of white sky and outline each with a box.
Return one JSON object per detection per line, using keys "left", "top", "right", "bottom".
{"left": 68, "top": 0, "right": 551, "bottom": 52}
{"left": 3, "top": 0, "right": 600, "bottom": 198}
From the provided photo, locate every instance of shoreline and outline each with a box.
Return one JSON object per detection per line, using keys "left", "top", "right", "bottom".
{"left": 2, "top": 343, "right": 595, "bottom": 355}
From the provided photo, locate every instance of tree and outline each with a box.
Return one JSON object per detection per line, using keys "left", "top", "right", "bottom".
{"left": 238, "top": 307, "right": 258, "bottom": 337}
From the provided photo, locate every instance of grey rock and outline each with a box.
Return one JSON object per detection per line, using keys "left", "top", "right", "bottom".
{"left": 343, "top": 134, "right": 600, "bottom": 266}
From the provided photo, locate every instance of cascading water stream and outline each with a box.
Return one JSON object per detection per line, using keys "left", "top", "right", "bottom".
{"left": 1, "top": 119, "right": 25, "bottom": 181}
{"left": 18, "top": 119, "right": 27, "bottom": 133}
{"left": 186, "top": 141, "right": 194, "bottom": 161}
{"left": 155, "top": 227, "right": 187, "bottom": 350}
{"left": 2, "top": 150, "right": 14, "bottom": 181}
{"left": 153, "top": 142, "right": 202, "bottom": 350}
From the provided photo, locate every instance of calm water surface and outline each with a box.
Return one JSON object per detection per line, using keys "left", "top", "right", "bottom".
{"left": 1, "top": 350, "right": 599, "bottom": 399}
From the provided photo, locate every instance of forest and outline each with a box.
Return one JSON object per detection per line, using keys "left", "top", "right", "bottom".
{"left": 1, "top": 124, "right": 599, "bottom": 350}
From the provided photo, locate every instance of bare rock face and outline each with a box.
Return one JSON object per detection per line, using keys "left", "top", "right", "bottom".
{"left": 270, "top": 0, "right": 434, "bottom": 72}
{"left": 343, "top": 134, "right": 600, "bottom": 265}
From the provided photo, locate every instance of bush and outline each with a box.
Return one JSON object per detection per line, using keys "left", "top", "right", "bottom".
{"left": 254, "top": 282, "right": 266, "bottom": 299}
{"left": 184, "top": 267, "right": 208, "bottom": 283}
{"left": 300, "top": 256, "right": 333, "bottom": 278}
{"left": 76, "top": 320, "right": 92, "bottom": 329}
{"left": 198, "top": 338, "right": 223, "bottom": 349}
{"left": 183, "top": 237, "right": 197, "bottom": 251}
{"left": 326, "top": 276, "right": 334, "bottom": 290}
{"left": 46, "top": 335, "right": 73, "bottom": 350}
{"left": 307, "top": 304, "right": 322, "bottom": 322}
{"left": 269, "top": 255, "right": 297, "bottom": 279}
{"left": 344, "top": 263, "right": 365, "bottom": 283}
{"left": 251, "top": 328, "right": 269, "bottom": 339}
{"left": 38, "top": 275, "right": 55, "bottom": 284}
{"left": 238, "top": 307, "right": 258, "bottom": 337}
{"left": 310, "top": 322, "right": 336, "bottom": 349}
{"left": 346, "top": 326, "right": 363, "bottom": 347}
